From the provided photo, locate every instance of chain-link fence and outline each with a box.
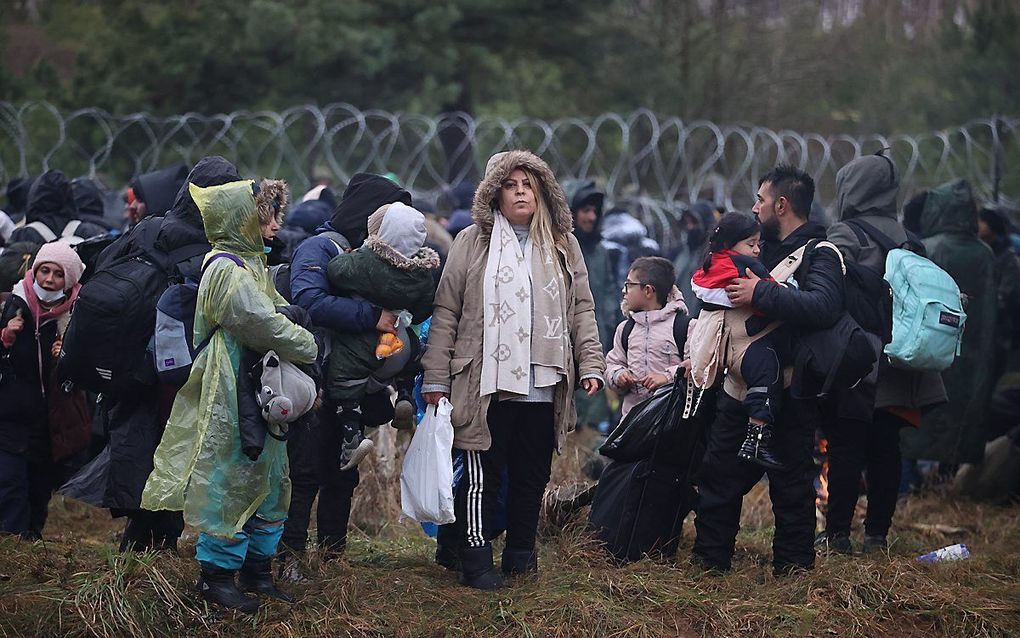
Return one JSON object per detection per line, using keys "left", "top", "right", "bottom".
{"left": 2, "top": 102, "right": 1015, "bottom": 249}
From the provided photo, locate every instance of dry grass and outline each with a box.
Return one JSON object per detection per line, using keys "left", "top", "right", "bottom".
{"left": 1, "top": 431, "right": 1018, "bottom": 638}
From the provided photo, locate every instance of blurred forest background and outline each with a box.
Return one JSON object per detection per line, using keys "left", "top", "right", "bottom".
{"left": 2, "top": 0, "right": 1017, "bottom": 134}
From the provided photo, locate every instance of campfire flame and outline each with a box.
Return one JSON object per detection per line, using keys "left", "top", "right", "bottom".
{"left": 815, "top": 437, "right": 830, "bottom": 512}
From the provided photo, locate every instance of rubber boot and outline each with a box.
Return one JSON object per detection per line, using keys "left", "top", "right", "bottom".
{"left": 239, "top": 557, "right": 295, "bottom": 603}
{"left": 197, "top": 564, "right": 259, "bottom": 614}
{"left": 458, "top": 545, "right": 505, "bottom": 590}
{"left": 752, "top": 421, "right": 785, "bottom": 470}
{"left": 501, "top": 547, "right": 538, "bottom": 577}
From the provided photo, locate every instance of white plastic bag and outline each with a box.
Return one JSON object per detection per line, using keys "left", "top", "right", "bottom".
{"left": 400, "top": 398, "right": 455, "bottom": 524}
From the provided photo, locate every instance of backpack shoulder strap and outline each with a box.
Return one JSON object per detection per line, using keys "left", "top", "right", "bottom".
{"left": 201, "top": 252, "right": 245, "bottom": 275}
{"left": 192, "top": 254, "right": 245, "bottom": 353}
{"left": 811, "top": 240, "right": 847, "bottom": 275}
{"left": 621, "top": 317, "right": 636, "bottom": 352}
{"left": 61, "top": 220, "right": 82, "bottom": 238}
{"left": 844, "top": 218, "right": 898, "bottom": 254}
{"left": 26, "top": 221, "right": 57, "bottom": 242}
{"left": 843, "top": 219, "right": 870, "bottom": 248}
{"left": 672, "top": 313, "right": 691, "bottom": 353}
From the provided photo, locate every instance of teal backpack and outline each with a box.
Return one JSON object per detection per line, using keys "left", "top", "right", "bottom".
{"left": 883, "top": 248, "right": 966, "bottom": 371}
{"left": 845, "top": 219, "right": 966, "bottom": 372}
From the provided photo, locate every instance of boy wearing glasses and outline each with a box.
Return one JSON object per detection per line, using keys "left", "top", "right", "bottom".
{"left": 605, "top": 256, "right": 688, "bottom": 419}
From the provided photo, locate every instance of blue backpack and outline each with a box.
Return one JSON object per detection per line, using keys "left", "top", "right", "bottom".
{"left": 845, "top": 219, "right": 966, "bottom": 371}
{"left": 883, "top": 249, "right": 966, "bottom": 371}
{"left": 152, "top": 252, "right": 244, "bottom": 386}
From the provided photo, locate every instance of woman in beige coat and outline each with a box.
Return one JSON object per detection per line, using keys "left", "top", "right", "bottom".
{"left": 422, "top": 150, "right": 606, "bottom": 589}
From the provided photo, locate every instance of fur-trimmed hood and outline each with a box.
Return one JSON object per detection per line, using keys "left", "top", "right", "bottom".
{"left": 472, "top": 150, "right": 573, "bottom": 238}
{"left": 363, "top": 235, "right": 441, "bottom": 272}
{"left": 256, "top": 178, "right": 289, "bottom": 225}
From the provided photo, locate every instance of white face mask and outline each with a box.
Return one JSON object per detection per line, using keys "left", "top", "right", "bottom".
{"left": 33, "top": 281, "right": 66, "bottom": 304}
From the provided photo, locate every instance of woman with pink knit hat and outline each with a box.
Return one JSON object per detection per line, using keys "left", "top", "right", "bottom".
{"left": 0, "top": 242, "right": 87, "bottom": 538}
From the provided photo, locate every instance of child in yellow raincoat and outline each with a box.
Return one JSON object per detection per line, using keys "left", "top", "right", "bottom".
{"left": 141, "top": 179, "right": 317, "bottom": 613}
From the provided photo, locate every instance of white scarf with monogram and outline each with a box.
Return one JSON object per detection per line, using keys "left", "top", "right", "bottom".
{"left": 481, "top": 212, "right": 568, "bottom": 397}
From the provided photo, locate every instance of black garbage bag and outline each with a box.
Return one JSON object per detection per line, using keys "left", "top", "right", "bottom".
{"left": 599, "top": 374, "right": 701, "bottom": 463}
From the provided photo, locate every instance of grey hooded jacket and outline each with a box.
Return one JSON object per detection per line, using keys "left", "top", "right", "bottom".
{"left": 827, "top": 155, "right": 946, "bottom": 412}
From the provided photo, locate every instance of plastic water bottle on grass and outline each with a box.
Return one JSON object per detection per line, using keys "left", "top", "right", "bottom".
{"left": 917, "top": 543, "right": 971, "bottom": 563}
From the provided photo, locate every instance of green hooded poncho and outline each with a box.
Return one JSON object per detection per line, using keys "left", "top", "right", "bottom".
{"left": 900, "top": 179, "right": 997, "bottom": 465}
{"left": 141, "top": 180, "right": 317, "bottom": 536}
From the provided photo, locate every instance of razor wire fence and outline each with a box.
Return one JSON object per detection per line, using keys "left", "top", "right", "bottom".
{"left": 1, "top": 102, "right": 1015, "bottom": 252}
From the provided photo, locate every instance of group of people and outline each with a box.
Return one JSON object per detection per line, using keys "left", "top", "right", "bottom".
{"left": 0, "top": 147, "right": 1015, "bottom": 612}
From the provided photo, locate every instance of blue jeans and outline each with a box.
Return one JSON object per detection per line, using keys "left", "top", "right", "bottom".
{"left": 195, "top": 516, "right": 285, "bottom": 570}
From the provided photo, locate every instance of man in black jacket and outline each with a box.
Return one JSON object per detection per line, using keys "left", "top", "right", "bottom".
{"left": 60, "top": 157, "right": 242, "bottom": 553}
{"left": 693, "top": 165, "right": 844, "bottom": 575}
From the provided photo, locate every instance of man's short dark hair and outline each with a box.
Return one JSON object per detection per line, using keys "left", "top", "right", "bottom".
{"left": 629, "top": 256, "right": 676, "bottom": 306}
{"left": 759, "top": 164, "right": 815, "bottom": 219}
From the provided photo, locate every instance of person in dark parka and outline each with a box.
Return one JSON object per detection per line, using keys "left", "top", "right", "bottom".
{"left": 58, "top": 157, "right": 242, "bottom": 552}
{"left": 282, "top": 173, "right": 412, "bottom": 563}
{"left": 129, "top": 163, "right": 190, "bottom": 224}
{"left": 4, "top": 176, "right": 36, "bottom": 223}
{"left": 979, "top": 206, "right": 1020, "bottom": 377}
{"left": 70, "top": 178, "right": 118, "bottom": 231}
{"left": 824, "top": 155, "right": 947, "bottom": 553}
{"left": 901, "top": 179, "right": 997, "bottom": 468}
{"left": 694, "top": 165, "right": 843, "bottom": 575}
{"left": 8, "top": 170, "right": 107, "bottom": 245}
{"left": 567, "top": 180, "right": 620, "bottom": 431}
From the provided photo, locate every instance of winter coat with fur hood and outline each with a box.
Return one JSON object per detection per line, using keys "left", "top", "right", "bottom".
{"left": 421, "top": 150, "right": 606, "bottom": 453}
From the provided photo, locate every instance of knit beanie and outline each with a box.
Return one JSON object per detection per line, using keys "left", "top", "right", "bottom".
{"left": 33, "top": 241, "right": 86, "bottom": 289}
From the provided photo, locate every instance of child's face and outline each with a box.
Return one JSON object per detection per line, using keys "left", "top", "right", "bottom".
{"left": 622, "top": 268, "right": 658, "bottom": 312}
{"left": 731, "top": 232, "right": 761, "bottom": 258}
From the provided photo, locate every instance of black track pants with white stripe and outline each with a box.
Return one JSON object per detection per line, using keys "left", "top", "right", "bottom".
{"left": 453, "top": 401, "right": 555, "bottom": 551}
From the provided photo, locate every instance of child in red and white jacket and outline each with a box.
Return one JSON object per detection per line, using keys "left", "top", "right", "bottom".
{"left": 689, "top": 212, "right": 793, "bottom": 470}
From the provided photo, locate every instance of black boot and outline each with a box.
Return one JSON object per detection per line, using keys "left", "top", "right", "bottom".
{"left": 239, "top": 557, "right": 295, "bottom": 603}
{"left": 318, "top": 533, "right": 348, "bottom": 560}
{"left": 750, "top": 420, "right": 787, "bottom": 469}
{"left": 198, "top": 564, "right": 259, "bottom": 614}
{"left": 737, "top": 422, "right": 758, "bottom": 463}
{"left": 119, "top": 517, "right": 152, "bottom": 553}
{"left": 501, "top": 547, "right": 538, "bottom": 577}
{"left": 436, "top": 541, "right": 461, "bottom": 571}
{"left": 458, "top": 545, "right": 505, "bottom": 590}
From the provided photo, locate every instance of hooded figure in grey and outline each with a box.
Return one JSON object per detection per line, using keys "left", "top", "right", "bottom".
{"left": 828, "top": 154, "right": 947, "bottom": 413}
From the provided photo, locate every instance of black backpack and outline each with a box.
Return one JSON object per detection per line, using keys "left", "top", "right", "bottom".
{"left": 153, "top": 253, "right": 244, "bottom": 387}
{"left": 620, "top": 312, "right": 689, "bottom": 353}
{"left": 841, "top": 218, "right": 926, "bottom": 344}
{"left": 789, "top": 239, "right": 879, "bottom": 399}
{"left": 58, "top": 219, "right": 208, "bottom": 395}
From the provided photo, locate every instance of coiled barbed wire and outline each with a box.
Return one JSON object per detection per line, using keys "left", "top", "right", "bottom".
{"left": 1, "top": 102, "right": 1014, "bottom": 252}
